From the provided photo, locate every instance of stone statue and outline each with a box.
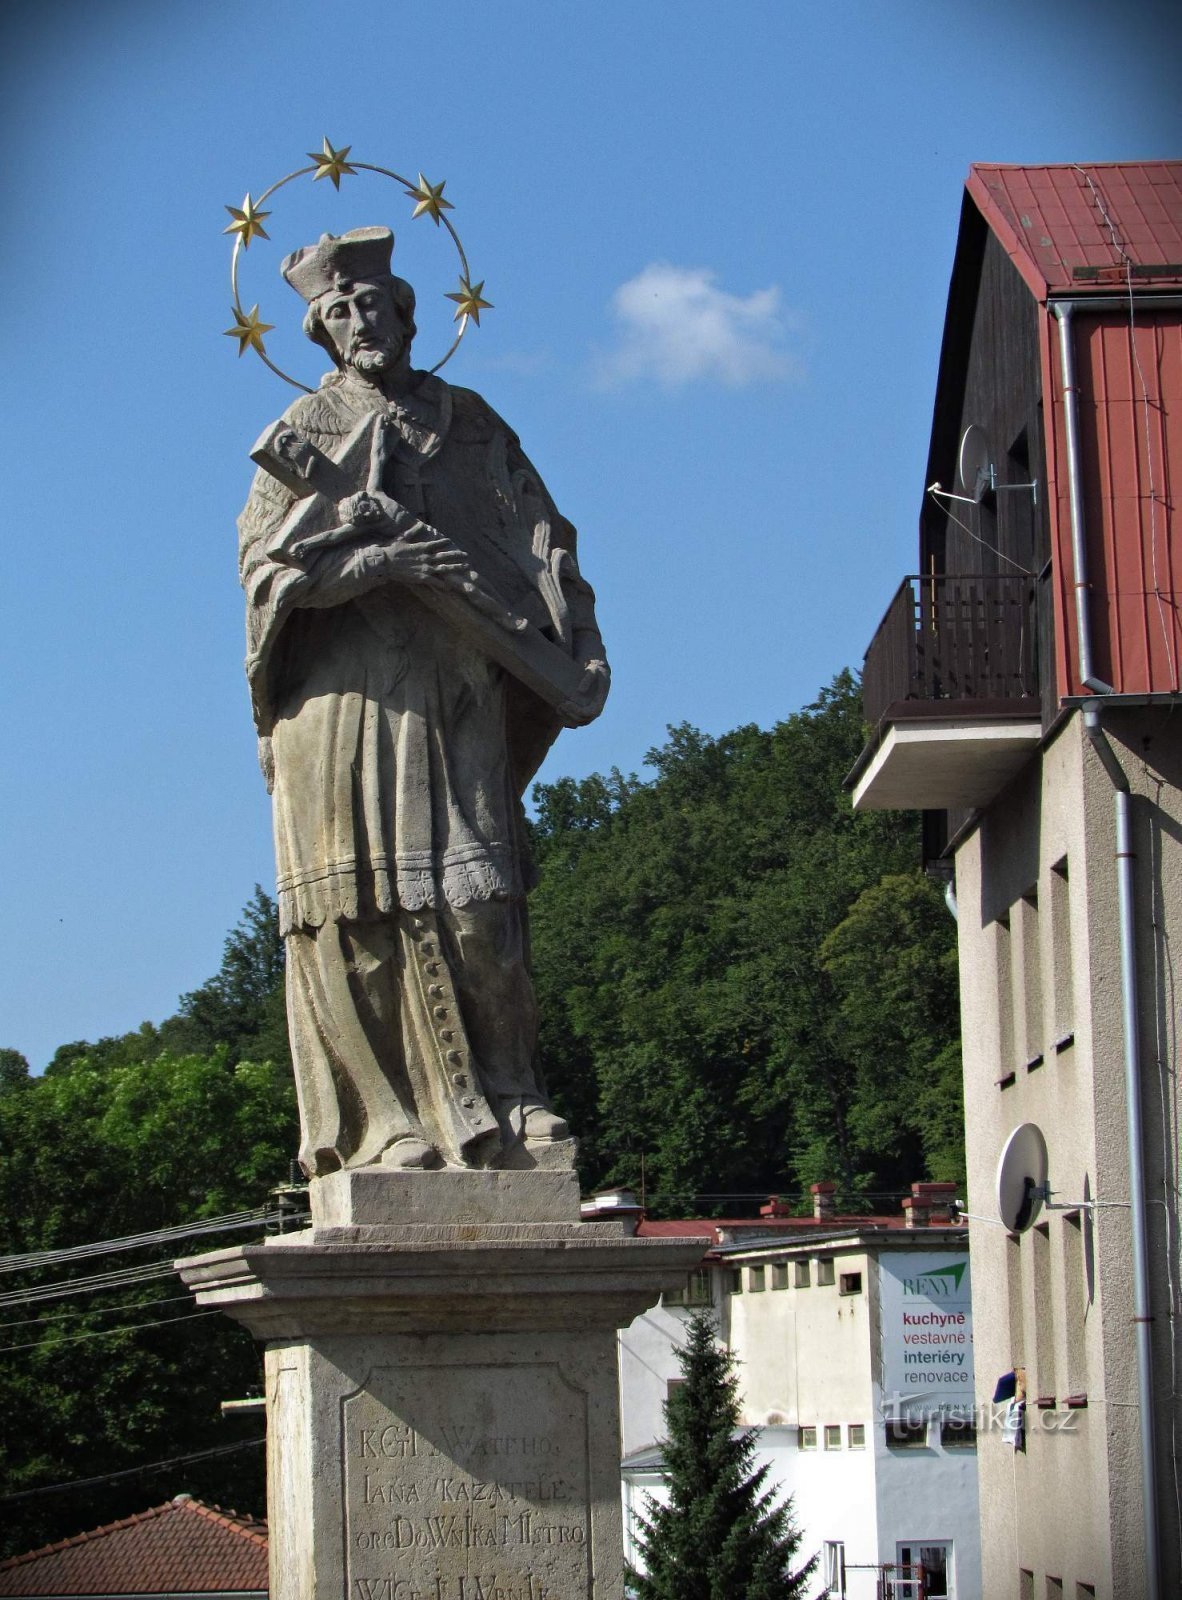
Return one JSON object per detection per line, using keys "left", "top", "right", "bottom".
{"left": 236, "top": 227, "right": 608, "bottom": 1177}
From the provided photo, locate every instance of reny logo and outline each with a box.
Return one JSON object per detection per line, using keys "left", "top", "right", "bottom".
{"left": 902, "top": 1262, "right": 967, "bottom": 1297}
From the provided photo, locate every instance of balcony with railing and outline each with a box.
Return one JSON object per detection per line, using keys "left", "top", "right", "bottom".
{"left": 850, "top": 574, "right": 1044, "bottom": 812}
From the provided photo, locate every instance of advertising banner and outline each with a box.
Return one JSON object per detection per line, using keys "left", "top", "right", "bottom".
{"left": 879, "top": 1250, "right": 973, "bottom": 1418}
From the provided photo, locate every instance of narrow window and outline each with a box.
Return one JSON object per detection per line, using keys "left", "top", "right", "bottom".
{"left": 771, "top": 1263, "right": 788, "bottom": 1290}
{"left": 848, "top": 1423, "right": 866, "bottom": 1449}
{"left": 822, "top": 1541, "right": 846, "bottom": 1597}
{"left": 1016, "top": 891, "right": 1044, "bottom": 1068}
{"left": 839, "top": 1271, "right": 862, "bottom": 1296}
{"left": 748, "top": 1265, "right": 765, "bottom": 1293}
{"left": 1061, "top": 1212, "right": 1087, "bottom": 1400}
{"left": 1032, "top": 1222, "right": 1056, "bottom": 1402}
{"left": 1020, "top": 1572, "right": 1035, "bottom": 1600}
{"left": 823, "top": 1424, "right": 842, "bottom": 1450}
{"left": 725, "top": 1268, "right": 742, "bottom": 1296}
{"left": 665, "top": 1270, "right": 712, "bottom": 1307}
{"left": 666, "top": 1378, "right": 686, "bottom": 1405}
{"left": 798, "top": 1425, "right": 817, "bottom": 1450}
{"left": 1050, "top": 858, "right": 1075, "bottom": 1049}
{"left": 996, "top": 911, "right": 1016, "bottom": 1076}
{"left": 940, "top": 1414, "right": 977, "bottom": 1449}
{"left": 794, "top": 1260, "right": 811, "bottom": 1289}
{"left": 885, "top": 1418, "right": 928, "bottom": 1449}
{"left": 1006, "top": 1233, "right": 1024, "bottom": 1364}
{"left": 1047, "top": 1580, "right": 1064, "bottom": 1599}
{"left": 816, "top": 1259, "right": 835, "bottom": 1287}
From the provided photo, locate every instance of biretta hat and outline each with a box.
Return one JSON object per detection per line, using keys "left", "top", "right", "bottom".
{"left": 282, "top": 227, "right": 395, "bottom": 304}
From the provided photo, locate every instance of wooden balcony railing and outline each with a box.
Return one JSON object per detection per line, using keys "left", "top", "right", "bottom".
{"left": 861, "top": 574, "right": 1040, "bottom": 731}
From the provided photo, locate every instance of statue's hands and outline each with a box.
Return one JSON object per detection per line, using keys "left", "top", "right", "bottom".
{"left": 303, "top": 525, "right": 527, "bottom": 635}
{"left": 558, "top": 658, "right": 611, "bottom": 726}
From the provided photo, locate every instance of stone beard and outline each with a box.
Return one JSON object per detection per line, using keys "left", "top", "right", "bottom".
{"left": 236, "top": 227, "right": 608, "bottom": 1176}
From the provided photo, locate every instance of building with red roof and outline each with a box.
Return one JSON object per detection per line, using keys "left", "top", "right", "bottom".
{"left": 0, "top": 1495, "right": 267, "bottom": 1599}
{"left": 607, "top": 1185, "right": 979, "bottom": 1597}
{"left": 851, "top": 161, "right": 1182, "bottom": 1599}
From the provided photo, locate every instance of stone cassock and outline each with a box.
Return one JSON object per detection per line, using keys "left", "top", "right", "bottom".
{"left": 237, "top": 227, "right": 608, "bottom": 1178}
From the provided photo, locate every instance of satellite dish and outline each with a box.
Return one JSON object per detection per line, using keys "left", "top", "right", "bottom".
{"left": 996, "top": 1123, "right": 1048, "bottom": 1233}
{"left": 958, "top": 424, "right": 996, "bottom": 503}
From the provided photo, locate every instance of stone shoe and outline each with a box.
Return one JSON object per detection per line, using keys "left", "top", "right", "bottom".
{"left": 381, "top": 1136, "right": 439, "bottom": 1169}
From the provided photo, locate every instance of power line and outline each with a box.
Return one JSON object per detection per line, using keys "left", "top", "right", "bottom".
{"left": 0, "top": 1211, "right": 295, "bottom": 1311}
{"left": 0, "top": 1291, "right": 197, "bottom": 1334}
{"left": 0, "top": 1262, "right": 179, "bottom": 1311}
{"left": 0, "top": 1208, "right": 280, "bottom": 1275}
{"left": 0, "top": 1308, "right": 222, "bottom": 1356}
{"left": 0, "top": 1437, "right": 265, "bottom": 1505}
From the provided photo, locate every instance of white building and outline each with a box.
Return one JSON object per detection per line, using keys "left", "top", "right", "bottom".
{"left": 609, "top": 1185, "right": 983, "bottom": 1599}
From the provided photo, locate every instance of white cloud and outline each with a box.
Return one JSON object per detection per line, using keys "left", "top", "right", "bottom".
{"left": 596, "top": 263, "right": 804, "bottom": 390}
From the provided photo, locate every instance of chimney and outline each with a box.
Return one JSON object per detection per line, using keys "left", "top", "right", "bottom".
{"left": 760, "top": 1194, "right": 793, "bottom": 1218}
{"left": 914, "top": 1181, "right": 958, "bottom": 1224}
{"left": 904, "top": 1181, "right": 958, "bottom": 1227}
{"left": 810, "top": 1181, "right": 837, "bottom": 1221}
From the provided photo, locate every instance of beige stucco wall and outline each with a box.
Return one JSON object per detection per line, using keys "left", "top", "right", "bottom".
{"left": 727, "top": 1249, "right": 875, "bottom": 1427}
{"left": 956, "top": 707, "right": 1182, "bottom": 1600}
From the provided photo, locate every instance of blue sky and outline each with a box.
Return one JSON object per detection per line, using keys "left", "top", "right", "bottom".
{"left": 2, "top": 0, "right": 1179, "bottom": 1070}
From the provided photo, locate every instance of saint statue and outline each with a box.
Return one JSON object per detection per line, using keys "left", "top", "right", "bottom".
{"left": 236, "top": 227, "right": 608, "bottom": 1176}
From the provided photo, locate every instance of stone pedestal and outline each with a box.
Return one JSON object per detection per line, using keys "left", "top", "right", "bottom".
{"left": 178, "top": 1171, "right": 703, "bottom": 1600}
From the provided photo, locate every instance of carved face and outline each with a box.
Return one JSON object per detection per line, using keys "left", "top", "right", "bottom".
{"left": 319, "top": 280, "right": 408, "bottom": 375}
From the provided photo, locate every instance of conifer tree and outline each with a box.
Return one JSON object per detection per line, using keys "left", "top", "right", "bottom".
{"left": 628, "top": 1311, "right": 816, "bottom": 1599}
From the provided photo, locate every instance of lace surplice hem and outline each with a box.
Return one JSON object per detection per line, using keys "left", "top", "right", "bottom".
{"left": 276, "top": 841, "right": 522, "bottom": 934}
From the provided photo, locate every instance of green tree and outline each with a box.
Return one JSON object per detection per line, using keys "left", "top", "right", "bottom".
{"left": 0, "top": 1049, "right": 297, "bottom": 1555}
{"left": 0, "top": 1049, "right": 30, "bottom": 1091}
{"left": 628, "top": 1312, "right": 815, "bottom": 1599}
{"left": 528, "top": 671, "right": 960, "bottom": 1208}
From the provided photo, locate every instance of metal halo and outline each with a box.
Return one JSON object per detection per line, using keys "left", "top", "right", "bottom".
{"left": 226, "top": 151, "right": 481, "bottom": 393}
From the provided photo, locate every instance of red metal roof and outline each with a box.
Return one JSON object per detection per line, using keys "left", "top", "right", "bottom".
{"left": 636, "top": 1215, "right": 905, "bottom": 1242}
{"left": 967, "top": 162, "right": 1182, "bottom": 300}
{"left": 0, "top": 1496, "right": 267, "bottom": 1596}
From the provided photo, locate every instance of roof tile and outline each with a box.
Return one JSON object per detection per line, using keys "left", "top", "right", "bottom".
{"left": 0, "top": 1496, "right": 267, "bottom": 1596}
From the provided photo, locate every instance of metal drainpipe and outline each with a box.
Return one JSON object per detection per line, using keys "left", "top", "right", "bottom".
{"left": 1051, "top": 301, "right": 1113, "bottom": 695}
{"left": 1082, "top": 702, "right": 1160, "bottom": 1600}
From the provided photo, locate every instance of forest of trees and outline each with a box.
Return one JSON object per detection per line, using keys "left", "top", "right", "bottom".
{"left": 0, "top": 669, "right": 962, "bottom": 1554}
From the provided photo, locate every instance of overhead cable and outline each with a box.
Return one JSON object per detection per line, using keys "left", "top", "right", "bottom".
{"left": 0, "top": 1436, "right": 265, "bottom": 1504}
{"left": 0, "top": 1261, "right": 179, "bottom": 1311}
{"left": 0, "top": 1291, "right": 198, "bottom": 1334}
{"left": 0, "top": 1208, "right": 278, "bottom": 1275}
{"left": 0, "top": 1308, "right": 222, "bottom": 1355}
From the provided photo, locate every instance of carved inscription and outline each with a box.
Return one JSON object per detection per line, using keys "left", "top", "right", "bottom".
{"left": 343, "top": 1365, "right": 590, "bottom": 1600}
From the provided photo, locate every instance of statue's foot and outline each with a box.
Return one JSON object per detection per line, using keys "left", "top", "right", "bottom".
{"left": 520, "top": 1101, "right": 569, "bottom": 1143}
{"left": 381, "top": 1136, "right": 439, "bottom": 1170}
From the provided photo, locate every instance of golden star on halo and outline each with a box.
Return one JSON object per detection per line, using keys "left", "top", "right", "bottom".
{"left": 306, "top": 137, "right": 357, "bottom": 190}
{"left": 222, "top": 193, "right": 271, "bottom": 248}
{"left": 224, "top": 304, "right": 275, "bottom": 357}
{"left": 406, "top": 172, "right": 454, "bottom": 225}
{"left": 445, "top": 275, "right": 493, "bottom": 326}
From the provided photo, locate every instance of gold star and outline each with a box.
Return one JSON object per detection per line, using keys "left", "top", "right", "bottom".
{"left": 306, "top": 137, "right": 356, "bottom": 190}
{"left": 445, "top": 275, "right": 493, "bottom": 326}
{"left": 224, "top": 304, "right": 275, "bottom": 357}
{"left": 223, "top": 194, "right": 271, "bottom": 248}
{"left": 405, "top": 173, "right": 454, "bottom": 225}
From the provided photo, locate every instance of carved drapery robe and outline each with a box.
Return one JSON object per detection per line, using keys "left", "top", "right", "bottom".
{"left": 238, "top": 368, "right": 603, "bottom": 1172}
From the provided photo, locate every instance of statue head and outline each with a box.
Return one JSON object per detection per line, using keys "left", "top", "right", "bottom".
{"left": 282, "top": 227, "right": 417, "bottom": 377}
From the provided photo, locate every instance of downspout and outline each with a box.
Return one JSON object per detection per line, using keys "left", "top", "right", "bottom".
{"left": 1082, "top": 703, "right": 1160, "bottom": 1600}
{"left": 1051, "top": 301, "right": 1113, "bottom": 695}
